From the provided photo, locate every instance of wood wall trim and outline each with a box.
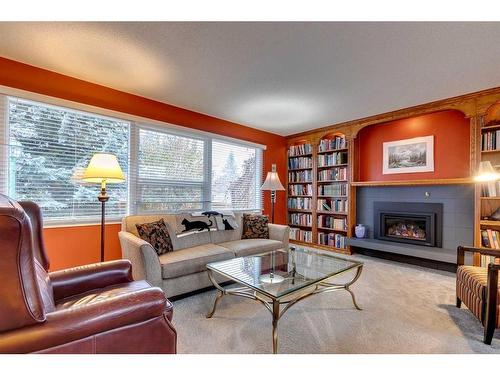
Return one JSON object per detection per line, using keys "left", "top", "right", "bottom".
{"left": 351, "top": 178, "right": 474, "bottom": 187}
{"left": 286, "top": 85, "right": 500, "bottom": 142}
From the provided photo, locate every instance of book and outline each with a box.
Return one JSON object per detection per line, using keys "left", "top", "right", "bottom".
{"left": 492, "top": 230, "right": 500, "bottom": 249}
{"left": 481, "top": 230, "right": 491, "bottom": 248}
{"left": 487, "top": 229, "right": 495, "bottom": 249}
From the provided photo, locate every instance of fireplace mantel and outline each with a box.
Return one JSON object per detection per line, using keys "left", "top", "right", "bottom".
{"left": 351, "top": 178, "right": 473, "bottom": 187}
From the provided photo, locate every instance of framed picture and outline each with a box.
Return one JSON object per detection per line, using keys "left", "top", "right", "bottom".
{"left": 382, "top": 135, "right": 434, "bottom": 174}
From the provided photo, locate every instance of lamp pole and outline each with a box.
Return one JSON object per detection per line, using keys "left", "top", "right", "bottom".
{"left": 98, "top": 179, "right": 109, "bottom": 262}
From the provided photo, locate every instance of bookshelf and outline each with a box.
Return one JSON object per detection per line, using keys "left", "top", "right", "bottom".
{"left": 478, "top": 101, "right": 500, "bottom": 266}
{"left": 286, "top": 133, "right": 351, "bottom": 254}
{"left": 287, "top": 142, "right": 314, "bottom": 244}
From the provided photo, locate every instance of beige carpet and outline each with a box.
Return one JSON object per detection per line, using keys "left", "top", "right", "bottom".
{"left": 172, "top": 254, "right": 500, "bottom": 354}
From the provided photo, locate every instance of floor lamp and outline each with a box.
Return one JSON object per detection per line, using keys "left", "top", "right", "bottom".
{"left": 83, "top": 153, "right": 125, "bottom": 262}
{"left": 261, "top": 163, "right": 285, "bottom": 224}
{"left": 260, "top": 164, "right": 285, "bottom": 283}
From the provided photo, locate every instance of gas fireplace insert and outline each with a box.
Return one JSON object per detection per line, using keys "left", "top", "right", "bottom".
{"left": 374, "top": 202, "right": 443, "bottom": 247}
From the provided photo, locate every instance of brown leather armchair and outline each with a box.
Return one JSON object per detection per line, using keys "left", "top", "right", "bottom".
{"left": 0, "top": 194, "right": 177, "bottom": 353}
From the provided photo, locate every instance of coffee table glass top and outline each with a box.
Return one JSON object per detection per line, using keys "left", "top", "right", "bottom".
{"left": 206, "top": 246, "right": 362, "bottom": 299}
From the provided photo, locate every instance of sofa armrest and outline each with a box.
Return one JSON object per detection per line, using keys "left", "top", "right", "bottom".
{"left": 119, "top": 231, "right": 162, "bottom": 287}
{"left": 269, "top": 223, "right": 290, "bottom": 249}
{"left": 50, "top": 260, "right": 133, "bottom": 302}
{"left": 0, "top": 287, "right": 170, "bottom": 353}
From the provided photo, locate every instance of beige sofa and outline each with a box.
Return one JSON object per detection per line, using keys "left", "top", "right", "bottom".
{"left": 119, "top": 213, "right": 289, "bottom": 298}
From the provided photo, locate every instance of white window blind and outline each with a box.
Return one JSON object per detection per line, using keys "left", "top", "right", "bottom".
{"left": 133, "top": 126, "right": 207, "bottom": 214}
{"left": 211, "top": 139, "right": 262, "bottom": 211}
{"left": 2, "top": 97, "right": 130, "bottom": 224}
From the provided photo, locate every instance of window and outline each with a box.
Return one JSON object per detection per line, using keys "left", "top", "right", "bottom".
{"left": 211, "top": 140, "right": 262, "bottom": 211}
{"left": 2, "top": 97, "right": 130, "bottom": 224}
{"left": 0, "top": 94, "right": 264, "bottom": 225}
{"left": 133, "top": 126, "right": 207, "bottom": 213}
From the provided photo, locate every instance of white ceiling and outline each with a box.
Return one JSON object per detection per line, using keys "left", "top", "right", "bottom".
{"left": 1, "top": 22, "right": 500, "bottom": 136}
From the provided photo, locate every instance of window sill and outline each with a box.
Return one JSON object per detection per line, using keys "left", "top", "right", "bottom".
{"left": 43, "top": 220, "right": 122, "bottom": 229}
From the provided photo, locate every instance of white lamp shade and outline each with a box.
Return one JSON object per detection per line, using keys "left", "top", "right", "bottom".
{"left": 261, "top": 171, "right": 285, "bottom": 191}
{"left": 474, "top": 161, "right": 500, "bottom": 182}
{"left": 83, "top": 153, "right": 125, "bottom": 183}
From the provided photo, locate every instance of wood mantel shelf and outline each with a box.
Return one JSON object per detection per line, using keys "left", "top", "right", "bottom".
{"left": 350, "top": 177, "right": 474, "bottom": 187}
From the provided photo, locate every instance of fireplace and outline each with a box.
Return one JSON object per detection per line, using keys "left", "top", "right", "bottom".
{"left": 374, "top": 202, "right": 443, "bottom": 247}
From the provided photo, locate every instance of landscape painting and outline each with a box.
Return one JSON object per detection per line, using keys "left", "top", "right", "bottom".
{"left": 382, "top": 136, "right": 434, "bottom": 174}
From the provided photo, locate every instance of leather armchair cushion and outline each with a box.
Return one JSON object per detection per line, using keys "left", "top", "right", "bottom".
{"left": 0, "top": 281, "right": 169, "bottom": 353}
{"left": 159, "top": 244, "right": 234, "bottom": 279}
{"left": 50, "top": 260, "right": 133, "bottom": 302}
{"left": 218, "top": 239, "right": 283, "bottom": 257}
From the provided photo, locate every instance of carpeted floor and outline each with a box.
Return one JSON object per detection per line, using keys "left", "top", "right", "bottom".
{"left": 172, "top": 254, "right": 500, "bottom": 354}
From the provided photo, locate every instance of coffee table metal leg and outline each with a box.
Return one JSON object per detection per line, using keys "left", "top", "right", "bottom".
{"left": 207, "top": 290, "right": 224, "bottom": 318}
{"left": 272, "top": 300, "right": 280, "bottom": 354}
{"left": 344, "top": 265, "right": 363, "bottom": 310}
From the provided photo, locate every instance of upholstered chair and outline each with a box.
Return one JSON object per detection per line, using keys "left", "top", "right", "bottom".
{"left": 456, "top": 245, "right": 500, "bottom": 344}
{"left": 0, "top": 194, "right": 177, "bottom": 353}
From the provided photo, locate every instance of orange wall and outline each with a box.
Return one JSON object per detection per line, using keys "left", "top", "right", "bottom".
{"left": 0, "top": 57, "right": 287, "bottom": 271}
{"left": 357, "top": 110, "right": 470, "bottom": 182}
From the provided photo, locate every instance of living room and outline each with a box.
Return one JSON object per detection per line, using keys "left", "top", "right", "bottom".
{"left": 2, "top": 1, "right": 500, "bottom": 373}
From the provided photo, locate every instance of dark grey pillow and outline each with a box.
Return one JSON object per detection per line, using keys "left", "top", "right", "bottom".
{"left": 136, "top": 218, "right": 173, "bottom": 256}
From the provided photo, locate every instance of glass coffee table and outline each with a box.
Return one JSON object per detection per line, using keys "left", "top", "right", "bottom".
{"left": 206, "top": 246, "right": 363, "bottom": 354}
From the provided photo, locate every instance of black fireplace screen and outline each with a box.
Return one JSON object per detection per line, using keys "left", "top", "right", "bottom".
{"left": 384, "top": 216, "right": 428, "bottom": 242}
{"left": 373, "top": 202, "right": 443, "bottom": 248}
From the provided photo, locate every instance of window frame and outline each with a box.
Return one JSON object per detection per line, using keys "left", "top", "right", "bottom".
{"left": 0, "top": 88, "right": 266, "bottom": 227}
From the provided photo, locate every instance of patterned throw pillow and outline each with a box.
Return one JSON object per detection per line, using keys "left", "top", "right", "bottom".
{"left": 241, "top": 213, "right": 269, "bottom": 239}
{"left": 135, "top": 219, "right": 174, "bottom": 256}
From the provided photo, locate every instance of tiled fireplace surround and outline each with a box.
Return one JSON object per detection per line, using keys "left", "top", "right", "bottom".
{"left": 350, "top": 185, "right": 475, "bottom": 264}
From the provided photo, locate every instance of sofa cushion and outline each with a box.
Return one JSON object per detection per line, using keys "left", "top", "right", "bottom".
{"left": 218, "top": 239, "right": 283, "bottom": 257}
{"left": 159, "top": 244, "right": 234, "bottom": 279}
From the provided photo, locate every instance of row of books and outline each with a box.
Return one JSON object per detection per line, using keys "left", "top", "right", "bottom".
{"left": 318, "top": 184, "right": 348, "bottom": 197}
{"left": 288, "top": 197, "right": 312, "bottom": 210}
{"left": 288, "top": 156, "right": 313, "bottom": 170}
{"left": 288, "top": 143, "right": 313, "bottom": 157}
{"left": 318, "top": 135, "right": 347, "bottom": 152}
{"left": 318, "top": 167, "right": 347, "bottom": 181}
{"left": 318, "top": 232, "right": 347, "bottom": 248}
{"left": 317, "top": 198, "right": 348, "bottom": 212}
{"left": 317, "top": 152, "right": 348, "bottom": 167}
{"left": 289, "top": 228, "right": 313, "bottom": 243}
{"left": 480, "top": 229, "right": 500, "bottom": 266}
{"left": 317, "top": 215, "right": 347, "bottom": 230}
{"left": 481, "top": 181, "right": 500, "bottom": 197}
{"left": 289, "top": 213, "right": 313, "bottom": 227}
{"left": 288, "top": 170, "right": 312, "bottom": 182}
{"left": 481, "top": 229, "right": 500, "bottom": 249}
{"left": 288, "top": 184, "right": 313, "bottom": 196}
{"left": 482, "top": 130, "right": 500, "bottom": 151}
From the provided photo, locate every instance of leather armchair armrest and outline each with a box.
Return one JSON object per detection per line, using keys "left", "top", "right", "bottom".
{"left": 0, "top": 287, "right": 169, "bottom": 354}
{"left": 50, "top": 260, "right": 133, "bottom": 301}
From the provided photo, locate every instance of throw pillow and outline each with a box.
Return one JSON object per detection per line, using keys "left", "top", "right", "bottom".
{"left": 175, "top": 213, "right": 216, "bottom": 235}
{"left": 136, "top": 218, "right": 173, "bottom": 256}
{"left": 241, "top": 213, "right": 269, "bottom": 239}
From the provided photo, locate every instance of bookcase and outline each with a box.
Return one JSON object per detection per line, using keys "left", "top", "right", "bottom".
{"left": 478, "top": 102, "right": 500, "bottom": 265}
{"left": 287, "top": 132, "right": 351, "bottom": 254}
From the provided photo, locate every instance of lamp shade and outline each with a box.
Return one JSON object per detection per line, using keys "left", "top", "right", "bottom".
{"left": 261, "top": 164, "right": 285, "bottom": 191}
{"left": 82, "top": 153, "right": 125, "bottom": 183}
{"left": 474, "top": 161, "right": 500, "bottom": 182}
